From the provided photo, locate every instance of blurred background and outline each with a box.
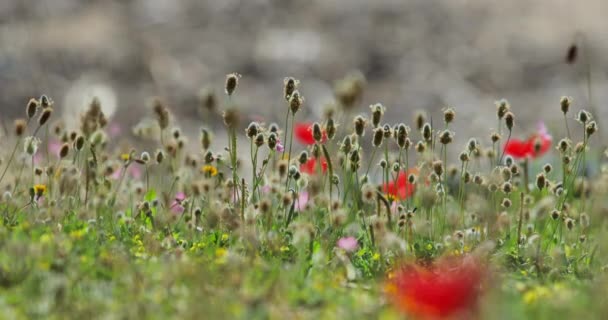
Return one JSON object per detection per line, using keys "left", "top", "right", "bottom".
{"left": 1, "top": 0, "right": 607, "bottom": 146}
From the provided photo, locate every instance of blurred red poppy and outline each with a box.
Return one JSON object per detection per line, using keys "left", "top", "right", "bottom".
{"left": 383, "top": 168, "right": 418, "bottom": 200}
{"left": 386, "top": 257, "right": 486, "bottom": 319}
{"left": 504, "top": 123, "right": 551, "bottom": 159}
{"left": 295, "top": 122, "right": 327, "bottom": 145}
{"left": 300, "top": 157, "right": 327, "bottom": 175}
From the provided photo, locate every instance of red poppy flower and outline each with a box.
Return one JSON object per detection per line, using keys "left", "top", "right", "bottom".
{"left": 300, "top": 157, "right": 327, "bottom": 175}
{"left": 295, "top": 122, "right": 327, "bottom": 145}
{"left": 386, "top": 257, "right": 486, "bottom": 319}
{"left": 383, "top": 168, "right": 418, "bottom": 200}
{"left": 504, "top": 123, "right": 551, "bottom": 159}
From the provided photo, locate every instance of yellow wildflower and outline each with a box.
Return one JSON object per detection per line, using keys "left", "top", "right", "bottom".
{"left": 120, "top": 153, "right": 131, "bottom": 161}
{"left": 201, "top": 165, "right": 218, "bottom": 176}
{"left": 33, "top": 184, "right": 46, "bottom": 197}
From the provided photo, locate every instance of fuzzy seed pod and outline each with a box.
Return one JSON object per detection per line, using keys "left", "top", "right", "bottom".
{"left": 491, "top": 132, "right": 501, "bottom": 143}
{"left": 225, "top": 73, "right": 241, "bottom": 96}
{"left": 459, "top": 151, "right": 470, "bottom": 162}
{"left": 325, "top": 118, "right": 336, "bottom": 140}
{"left": 504, "top": 155, "right": 514, "bottom": 167}
{"left": 278, "top": 160, "right": 288, "bottom": 178}
{"left": 439, "top": 130, "right": 453, "bottom": 145}
{"left": 312, "top": 122, "right": 323, "bottom": 143}
{"left": 246, "top": 122, "right": 259, "bottom": 138}
{"left": 502, "top": 182, "right": 512, "bottom": 194}
{"left": 473, "top": 174, "right": 483, "bottom": 185}
{"left": 536, "top": 173, "right": 546, "bottom": 190}
{"left": 550, "top": 209, "right": 560, "bottom": 220}
{"left": 501, "top": 198, "right": 512, "bottom": 208}
{"left": 349, "top": 149, "right": 360, "bottom": 164}
{"left": 396, "top": 124, "right": 409, "bottom": 148}
{"left": 543, "top": 164, "right": 552, "bottom": 174}
{"left": 585, "top": 121, "right": 597, "bottom": 137}
{"left": 38, "top": 108, "right": 52, "bottom": 126}
{"left": 200, "top": 88, "right": 217, "bottom": 112}
{"left": 283, "top": 77, "right": 299, "bottom": 100}
{"left": 153, "top": 99, "right": 169, "bottom": 130}
{"left": 408, "top": 173, "right": 417, "bottom": 184}
{"left": 289, "top": 90, "right": 303, "bottom": 114}
{"left": 140, "top": 151, "right": 151, "bottom": 163}
{"left": 75, "top": 135, "right": 85, "bottom": 151}
{"left": 560, "top": 96, "right": 571, "bottom": 114}
{"left": 370, "top": 103, "right": 385, "bottom": 128}
{"left": 372, "top": 127, "right": 384, "bottom": 147}
{"left": 156, "top": 149, "right": 165, "bottom": 164}
{"left": 495, "top": 99, "right": 510, "bottom": 119}
{"left": 415, "top": 111, "right": 426, "bottom": 131}
{"left": 26, "top": 98, "right": 38, "bottom": 119}
{"left": 422, "top": 123, "right": 432, "bottom": 142}
{"left": 576, "top": 110, "right": 591, "bottom": 124}
{"left": 59, "top": 143, "right": 70, "bottom": 159}
{"left": 382, "top": 123, "right": 392, "bottom": 139}
{"left": 502, "top": 167, "right": 512, "bottom": 181}
{"left": 14, "top": 119, "right": 27, "bottom": 137}
{"left": 379, "top": 159, "right": 387, "bottom": 169}
{"left": 432, "top": 160, "right": 443, "bottom": 176}
{"left": 203, "top": 150, "right": 214, "bottom": 164}
{"left": 353, "top": 115, "right": 366, "bottom": 136}
{"left": 392, "top": 162, "right": 400, "bottom": 173}
{"left": 415, "top": 141, "right": 426, "bottom": 153}
{"left": 298, "top": 150, "right": 309, "bottom": 165}
{"left": 504, "top": 112, "right": 514, "bottom": 131}
{"left": 267, "top": 132, "right": 278, "bottom": 150}
{"left": 255, "top": 133, "right": 265, "bottom": 147}
{"left": 222, "top": 108, "right": 241, "bottom": 129}
{"left": 565, "top": 218, "right": 575, "bottom": 231}
{"left": 443, "top": 107, "right": 456, "bottom": 124}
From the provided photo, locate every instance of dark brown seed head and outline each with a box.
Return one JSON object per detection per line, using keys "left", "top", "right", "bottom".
{"left": 495, "top": 99, "right": 510, "bottom": 119}
{"left": 415, "top": 111, "right": 426, "bottom": 131}
{"left": 432, "top": 160, "right": 443, "bottom": 176}
{"left": 353, "top": 115, "right": 367, "bottom": 136}
{"left": 59, "top": 143, "right": 69, "bottom": 159}
{"left": 283, "top": 77, "right": 299, "bottom": 100}
{"left": 372, "top": 127, "right": 384, "bottom": 147}
{"left": 560, "top": 96, "right": 571, "bottom": 114}
{"left": 312, "top": 122, "right": 323, "bottom": 143}
{"left": 225, "top": 73, "right": 241, "bottom": 96}
{"left": 422, "top": 123, "right": 432, "bottom": 142}
{"left": 439, "top": 130, "right": 453, "bottom": 145}
{"left": 586, "top": 121, "right": 597, "bottom": 137}
{"left": 370, "top": 103, "right": 385, "bottom": 128}
{"left": 576, "top": 110, "right": 591, "bottom": 124}
{"left": 222, "top": 107, "right": 241, "bottom": 129}
{"left": 443, "top": 107, "right": 456, "bottom": 124}
{"left": 153, "top": 99, "right": 170, "bottom": 130}
{"left": 289, "top": 90, "right": 303, "bottom": 114}
{"left": 325, "top": 118, "right": 336, "bottom": 140}
{"left": 565, "top": 44, "right": 578, "bottom": 64}
{"left": 38, "top": 108, "right": 52, "bottom": 126}
{"left": 255, "top": 133, "right": 265, "bottom": 147}
{"left": 14, "top": 119, "right": 27, "bottom": 137}
{"left": 504, "top": 112, "right": 515, "bottom": 131}
{"left": 536, "top": 173, "right": 546, "bottom": 190}
{"left": 201, "top": 128, "right": 212, "bottom": 150}
{"left": 267, "top": 132, "right": 278, "bottom": 150}
{"left": 200, "top": 88, "right": 217, "bottom": 112}
{"left": 491, "top": 132, "right": 501, "bottom": 143}
{"left": 26, "top": 98, "right": 39, "bottom": 119}
{"left": 75, "top": 135, "right": 85, "bottom": 151}
{"left": 246, "top": 122, "right": 259, "bottom": 138}
{"left": 40, "top": 95, "right": 52, "bottom": 109}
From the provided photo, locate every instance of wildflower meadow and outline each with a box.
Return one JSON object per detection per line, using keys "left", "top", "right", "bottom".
{"left": 0, "top": 70, "right": 607, "bottom": 319}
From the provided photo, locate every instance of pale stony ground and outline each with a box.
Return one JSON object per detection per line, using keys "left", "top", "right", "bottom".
{"left": 1, "top": 0, "right": 607, "bottom": 153}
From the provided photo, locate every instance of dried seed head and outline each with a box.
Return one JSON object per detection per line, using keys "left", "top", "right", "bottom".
{"left": 361, "top": 183, "right": 376, "bottom": 204}
{"left": 14, "top": 119, "right": 27, "bottom": 137}
{"left": 312, "top": 122, "right": 323, "bottom": 143}
{"left": 551, "top": 209, "right": 560, "bottom": 220}
{"left": 576, "top": 110, "right": 591, "bottom": 124}
{"left": 585, "top": 121, "right": 597, "bottom": 137}
{"left": 246, "top": 122, "right": 259, "bottom": 138}
{"left": 353, "top": 115, "right": 367, "bottom": 137}
{"left": 370, "top": 103, "right": 385, "bottom": 128}
{"left": 59, "top": 143, "right": 70, "bottom": 159}
{"left": 26, "top": 98, "right": 38, "bottom": 119}
{"left": 438, "top": 130, "right": 453, "bottom": 145}
{"left": 415, "top": 141, "right": 426, "bottom": 153}
{"left": 199, "top": 88, "right": 217, "bottom": 112}
{"left": 536, "top": 173, "right": 546, "bottom": 190}
{"left": 172, "top": 128, "right": 181, "bottom": 139}
{"left": 557, "top": 138, "right": 571, "bottom": 153}
{"left": 278, "top": 160, "right": 288, "bottom": 178}
{"left": 267, "top": 132, "right": 278, "bottom": 150}
{"left": 298, "top": 150, "right": 309, "bottom": 165}
{"left": 432, "top": 160, "right": 444, "bottom": 176}
{"left": 396, "top": 124, "right": 409, "bottom": 148}
{"left": 153, "top": 99, "right": 170, "bottom": 130}
{"left": 473, "top": 174, "right": 483, "bottom": 185}
{"left": 501, "top": 198, "right": 512, "bottom": 208}
{"left": 372, "top": 127, "right": 384, "bottom": 147}
{"left": 562, "top": 155, "right": 571, "bottom": 165}
{"left": 504, "top": 112, "right": 515, "bottom": 131}
{"left": 392, "top": 162, "right": 400, "bottom": 173}
{"left": 501, "top": 181, "right": 512, "bottom": 194}
{"left": 467, "top": 138, "right": 478, "bottom": 152}
{"left": 349, "top": 149, "right": 360, "bottom": 164}
{"left": 495, "top": 99, "right": 510, "bottom": 119}
{"left": 502, "top": 166, "right": 512, "bottom": 181}
{"left": 39, "top": 94, "right": 52, "bottom": 108}
{"left": 225, "top": 73, "right": 241, "bottom": 96}
{"left": 222, "top": 107, "right": 241, "bottom": 128}
{"left": 289, "top": 90, "right": 304, "bottom": 114}
{"left": 443, "top": 107, "right": 456, "bottom": 124}
{"left": 38, "top": 108, "right": 52, "bottom": 127}
{"left": 325, "top": 118, "right": 337, "bottom": 140}
{"left": 491, "top": 132, "right": 501, "bottom": 143}
{"left": 382, "top": 124, "right": 392, "bottom": 139}
{"left": 140, "top": 151, "right": 150, "bottom": 163}
{"left": 283, "top": 77, "right": 299, "bottom": 100}
{"left": 560, "top": 96, "right": 572, "bottom": 114}
{"left": 333, "top": 71, "right": 365, "bottom": 109}
{"left": 543, "top": 163, "right": 552, "bottom": 174}
{"left": 156, "top": 149, "right": 165, "bottom": 164}
{"left": 75, "top": 135, "right": 85, "bottom": 151}
{"left": 488, "top": 183, "right": 498, "bottom": 193}
{"left": 459, "top": 151, "right": 470, "bottom": 162}
{"left": 255, "top": 133, "right": 265, "bottom": 147}
{"left": 379, "top": 159, "right": 388, "bottom": 169}
{"left": 408, "top": 173, "right": 417, "bottom": 184}
{"left": 422, "top": 123, "right": 432, "bottom": 142}
{"left": 565, "top": 218, "right": 575, "bottom": 231}
{"left": 340, "top": 135, "right": 353, "bottom": 154}
{"left": 575, "top": 142, "right": 585, "bottom": 154}
{"left": 415, "top": 111, "right": 426, "bottom": 131}
{"left": 505, "top": 155, "right": 514, "bottom": 167}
